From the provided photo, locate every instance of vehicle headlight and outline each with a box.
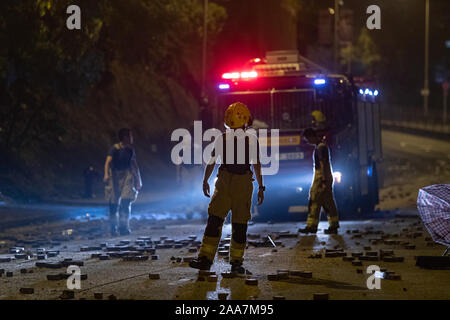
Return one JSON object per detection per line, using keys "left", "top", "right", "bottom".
{"left": 333, "top": 171, "right": 342, "bottom": 184}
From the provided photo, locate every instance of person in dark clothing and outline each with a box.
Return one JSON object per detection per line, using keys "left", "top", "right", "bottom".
{"left": 104, "top": 128, "right": 142, "bottom": 236}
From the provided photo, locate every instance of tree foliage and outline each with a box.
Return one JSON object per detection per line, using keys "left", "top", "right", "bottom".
{"left": 340, "top": 28, "right": 381, "bottom": 76}
{"left": 0, "top": 0, "right": 226, "bottom": 199}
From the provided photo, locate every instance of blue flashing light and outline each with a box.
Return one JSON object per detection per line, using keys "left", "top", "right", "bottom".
{"left": 314, "top": 78, "right": 326, "bottom": 85}
{"left": 367, "top": 166, "right": 373, "bottom": 177}
{"left": 359, "top": 89, "right": 364, "bottom": 95}
{"left": 368, "top": 90, "right": 373, "bottom": 96}
{"left": 374, "top": 90, "right": 379, "bottom": 96}
{"left": 364, "top": 88, "right": 370, "bottom": 95}
{"left": 218, "top": 83, "right": 230, "bottom": 90}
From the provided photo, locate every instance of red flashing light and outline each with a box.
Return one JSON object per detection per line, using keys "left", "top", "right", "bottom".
{"left": 222, "top": 72, "right": 240, "bottom": 79}
{"left": 241, "top": 71, "right": 257, "bottom": 78}
{"left": 221, "top": 71, "right": 257, "bottom": 80}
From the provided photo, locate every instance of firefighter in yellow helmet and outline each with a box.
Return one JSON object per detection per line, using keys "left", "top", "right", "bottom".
{"left": 298, "top": 127, "right": 339, "bottom": 234}
{"left": 311, "top": 110, "right": 328, "bottom": 139}
{"left": 189, "top": 102, "right": 265, "bottom": 274}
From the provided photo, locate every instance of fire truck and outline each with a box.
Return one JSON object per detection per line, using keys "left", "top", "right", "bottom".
{"left": 211, "top": 50, "right": 383, "bottom": 221}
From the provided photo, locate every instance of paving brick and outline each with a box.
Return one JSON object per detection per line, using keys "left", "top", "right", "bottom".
{"left": 61, "top": 260, "right": 83, "bottom": 267}
{"left": 20, "top": 288, "right": 34, "bottom": 294}
{"left": 351, "top": 252, "right": 363, "bottom": 257}
{"left": 47, "top": 274, "right": 64, "bottom": 281}
{"left": 94, "top": 293, "right": 103, "bottom": 300}
{"left": 245, "top": 278, "right": 258, "bottom": 286}
{"left": 36, "top": 262, "right": 63, "bottom": 269}
{"left": 99, "top": 254, "right": 110, "bottom": 260}
{"left": 221, "top": 272, "right": 235, "bottom": 279}
{"left": 218, "top": 293, "right": 228, "bottom": 300}
{"left": 218, "top": 250, "right": 228, "bottom": 256}
{"left": 383, "top": 256, "right": 404, "bottom": 262}
{"left": 149, "top": 273, "right": 160, "bottom": 280}
{"left": 207, "top": 275, "right": 218, "bottom": 282}
{"left": 290, "top": 270, "right": 312, "bottom": 278}
{"left": 183, "top": 257, "right": 194, "bottom": 263}
{"left": 360, "top": 255, "right": 378, "bottom": 261}
{"left": 122, "top": 255, "right": 149, "bottom": 262}
{"left": 60, "top": 290, "right": 75, "bottom": 300}
{"left": 47, "top": 251, "right": 59, "bottom": 257}
{"left": 313, "top": 293, "right": 329, "bottom": 300}
{"left": 276, "top": 272, "right": 289, "bottom": 280}
{"left": 267, "top": 274, "right": 279, "bottom": 281}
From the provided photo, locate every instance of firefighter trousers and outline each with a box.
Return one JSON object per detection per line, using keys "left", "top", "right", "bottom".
{"left": 306, "top": 182, "right": 339, "bottom": 229}
{"left": 198, "top": 168, "right": 254, "bottom": 264}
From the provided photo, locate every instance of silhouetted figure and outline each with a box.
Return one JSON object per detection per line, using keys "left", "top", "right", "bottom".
{"left": 104, "top": 128, "right": 142, "bottom": 236}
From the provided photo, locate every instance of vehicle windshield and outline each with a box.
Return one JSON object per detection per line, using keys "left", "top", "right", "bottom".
{"left": 218, "top": 89, "right": 316, "bottom": 130}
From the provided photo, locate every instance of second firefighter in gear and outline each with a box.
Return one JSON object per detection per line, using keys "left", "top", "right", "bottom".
{"left": 311, "top": 110, "right": 328, "bottom": 140}
{"left": 298, "top": 128, "right": 339, "bottom": 234}
{"left": 104, "top": 128, "right": 142, "bottom": 236}
{"left": 189, "top": 102, "right": 265, "bottom": 274}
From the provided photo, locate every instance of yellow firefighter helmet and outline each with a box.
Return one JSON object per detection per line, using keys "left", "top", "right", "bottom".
{"left": 224, "top": 102, "right": 252, "bottom": 129}
{"left": 311, "top": 110, "right": 326, "bottom": 124}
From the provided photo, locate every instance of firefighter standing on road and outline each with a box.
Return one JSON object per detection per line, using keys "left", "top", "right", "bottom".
{"left": 104, "top": 128, "right": 142, "bottom": 236}
{"left": 189, "top": 102, "right": 265, "bottom": 274}
{"left": 298, "top": 128, "right": 339, "bottom": 234}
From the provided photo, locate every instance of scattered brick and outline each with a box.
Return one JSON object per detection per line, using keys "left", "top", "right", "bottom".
{"left": 221, "top": 272, "right": 235, "bottom": 279}
{"left": 218, "top": 293, "right": 228, "bottom": 300}
{"left": 218, "top": 250, "right": 228, "bottom": 256}
{"left": 290, "top": 270, "right": 312, "bottom": 278}
{"left": 313, "top": 293, "right": 329, "bottom": 300}
{"left": 267, "top": 274, "right": 279, "bottom": 281}
{"left": 20, "top": 288, "right": 34, "bottom": 294}
{"left": 94, "top": 293, "right": 103, "bottom": 300}
{"left": 383, "top": 256, "right": 404, "bottom": 262}
{"left": 245, "top": 278, "right": 258, "bottom": 286}
{"left": 60, "top": 290, "right": 75, "bottom": 300}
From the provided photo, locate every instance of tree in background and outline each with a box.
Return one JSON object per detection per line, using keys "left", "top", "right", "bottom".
{"left": 0, "top": 0, "right": 226, "bottom": 199}
{"left": 340, "top": 28, "right": 381, "bottom": 77}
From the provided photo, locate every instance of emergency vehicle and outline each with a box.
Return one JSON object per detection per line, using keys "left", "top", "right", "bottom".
{"left": 212, "top": 50, "right": 383, "bottom": 221}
